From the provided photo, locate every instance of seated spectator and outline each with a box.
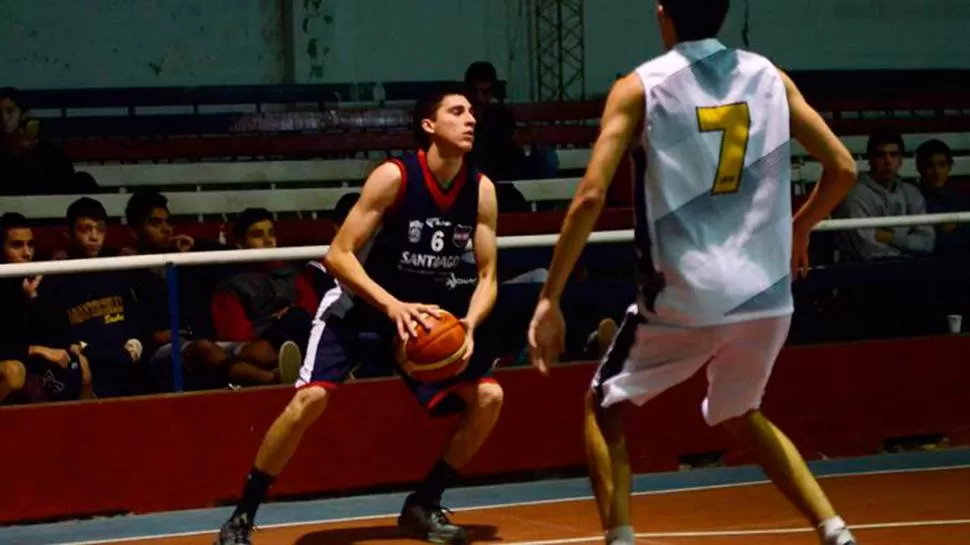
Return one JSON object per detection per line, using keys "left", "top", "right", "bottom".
{"left": 834, "top": 131, "right": 934, "bottom": 261}
{"left": 302, "top": 192, "right": 359, "bottom": 301}
{"left": 0, "top": 213, "right": 93, "bottom": 404}
{"left": 463, "top": 62, "right": 558, "bottom": 182}
{"left": 124, "top": 191, "right": 299, "bottom": 390}
{"left": 0, "top": 87, "right": 81, "bottom": 195}
{"left": 916, "top": 139, "right": 969, "bottom": 256}
{"left": 211, "top": 208, "right": 316, "bottom": 364}
{"left": 32, "top": 198, "right": 143, "bottom": 398}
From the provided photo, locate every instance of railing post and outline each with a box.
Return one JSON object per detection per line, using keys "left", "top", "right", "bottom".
{"left": 165, "top": 263, "right": 183, "bottom": 392}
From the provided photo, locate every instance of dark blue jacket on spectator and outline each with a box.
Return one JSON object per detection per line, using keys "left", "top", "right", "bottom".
{"left": 921, "top": 184, "right": 970, "bottom": 256}
{"left": 34, "top": 268, "right": 140, "bottom": 397}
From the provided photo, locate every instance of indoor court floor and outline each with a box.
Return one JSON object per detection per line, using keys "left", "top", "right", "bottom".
{"left": 3, "top": 449, "right": 968, "bottom": 545}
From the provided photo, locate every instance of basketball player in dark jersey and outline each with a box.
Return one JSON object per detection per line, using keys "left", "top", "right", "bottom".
{"left": 215, "top": 87, "right": 501, "bottom": 545}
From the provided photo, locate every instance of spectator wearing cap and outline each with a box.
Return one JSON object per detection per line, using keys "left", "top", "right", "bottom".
{"left": 210, "top": 208, "right": 317, "bottom": 368}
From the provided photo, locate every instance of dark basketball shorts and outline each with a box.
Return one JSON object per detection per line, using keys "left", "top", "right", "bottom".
{"left": 295, "top": 305, "right": 497, "bottom": 417}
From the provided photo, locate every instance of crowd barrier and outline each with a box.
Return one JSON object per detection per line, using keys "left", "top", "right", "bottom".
{"left": 1, "top": 335, "right": 967, "bottom": 525}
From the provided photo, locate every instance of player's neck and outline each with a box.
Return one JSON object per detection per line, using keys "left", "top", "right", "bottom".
{"left": 423, "top": 146, "right": 464, "bottom": 187}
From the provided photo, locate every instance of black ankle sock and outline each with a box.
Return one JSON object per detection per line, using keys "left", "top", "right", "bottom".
{"left": 413, "top": 460, "right": 458, "bottom": 505}
{"left": 233, "top": 468, "right": 275, "bottom": 521}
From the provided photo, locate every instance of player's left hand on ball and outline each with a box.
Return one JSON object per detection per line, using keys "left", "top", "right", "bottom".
{"left": 528, "top": 297, "right": 566, "bottom": 376}
{"left": 389, "top": 301, "right": 441, "bottom": 341}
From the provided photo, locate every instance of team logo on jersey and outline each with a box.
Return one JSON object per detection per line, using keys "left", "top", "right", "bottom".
{"left": 452, "top": 224, "right": 473, "bottom": 248}
{"left": 408, "top": 220, "right": 423, "bottom": 243}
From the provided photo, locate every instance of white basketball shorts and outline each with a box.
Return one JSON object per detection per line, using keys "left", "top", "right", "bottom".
{"left": 591, "top": 304, "right": 792, "bottom": 426}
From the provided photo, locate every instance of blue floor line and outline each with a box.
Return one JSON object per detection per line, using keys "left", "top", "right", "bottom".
{"left": 3, "top": 449, "right": 968, "bottom": 545}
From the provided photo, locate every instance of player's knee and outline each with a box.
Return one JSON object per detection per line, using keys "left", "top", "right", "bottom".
{"left": 184, "top": 340, "right": 227, "bottom": 367}
{"left": 472, "top": 381, "right": 504, "bottom": 414}
{"left": 0, "top": 360, "right": 27, "bottom": 390}
{"left": 285, "top": 385, "right": 330, "bottom": 427}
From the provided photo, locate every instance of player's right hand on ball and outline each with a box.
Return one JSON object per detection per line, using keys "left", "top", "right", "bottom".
{"left": 387, "top": 301, "right": 441, "bottom": 341}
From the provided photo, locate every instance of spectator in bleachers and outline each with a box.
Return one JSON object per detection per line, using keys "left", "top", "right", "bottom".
{"left": 124, "top": 191, "right": 294, "bottom": 390}
{"left": 31, "top": 198, "right": 144, "bottom": 398}
{"left": 916, "top": 139, "right": 969, "bottom": 255}
{"left": 210, "top": 208, "right": 316, "bottom": 371}
{"left": 463, "top": 62, "right": 558, "bottom": 183}
{"left": 302, "top": 192, "right": 359, "bottom": 301}
{"left": 0, "top": 213, "right": 94, "bottom": 403}
{"left": 0, "top": 87, "right": 80, "bottom": 196}
{"left": 834, "top": 131, "right": 934, "bottom": 261}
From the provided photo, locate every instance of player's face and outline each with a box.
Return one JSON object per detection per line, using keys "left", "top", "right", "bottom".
{"left": 71, "top": 217, "right": 106, "bottom": 258}
{"left": 2, "top": 228, "right": 34, "bottom": 264}
{"left": 242, "top": 220, "right": 277, "bottom": 250}
{"left": 868, "top": 144, "right": 903, "bottom": 183}
{"left": 920, "top": 152, "right": 952, "bottom": 188}
{"left": 425, "top": 94, "right": 476, "bottom": 153}
{"left": 138, "top": 207, "right": 174, "bottom": 251}
{"left": 1, "top": 97, "right": 22, "bottom": 134}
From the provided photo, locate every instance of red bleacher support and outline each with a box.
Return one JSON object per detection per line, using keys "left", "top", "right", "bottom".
{"left": 0, "top": 335, "right": 967, "bottom": 524}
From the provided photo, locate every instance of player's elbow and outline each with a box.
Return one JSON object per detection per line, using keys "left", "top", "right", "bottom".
{"left": 828, "top": 152, "right": 858, "bottom": 184}
{"left": 320, "top": 248, "right": 349, "bottom": 277}
{"left": 574, "top": 179, "right": 608, "bottom": 209}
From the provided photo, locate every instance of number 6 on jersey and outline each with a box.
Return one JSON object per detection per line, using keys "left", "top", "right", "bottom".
{"left": 697, "top": 102, "right": 751, "bottom": 195}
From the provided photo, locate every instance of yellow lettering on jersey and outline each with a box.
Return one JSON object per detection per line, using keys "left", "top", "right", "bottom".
{"left": 696, "top": 102, "right": 751, "bottom": 195}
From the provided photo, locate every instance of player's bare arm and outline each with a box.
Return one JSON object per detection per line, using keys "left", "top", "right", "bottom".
{"left": 540, "top": 74, "right": 644, "bottom": 301}
{"left": 781, "top": 69, "right": 857, "bottom": 275}
{"left": 528, "top": 74, "right": 644, "bottom": 373}
{"left": 322, "top": 162, "right": 438, "bottom": 339}
{"left": 464, "top": 175, "right": 499, "bottom": 332}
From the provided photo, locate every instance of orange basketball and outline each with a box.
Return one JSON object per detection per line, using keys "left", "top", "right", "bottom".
{"left": 397, "top": 310, "right": 469, "bottom": 383}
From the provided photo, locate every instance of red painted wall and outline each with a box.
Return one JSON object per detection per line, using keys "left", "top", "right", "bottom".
{"left": 1, "top": 335, "right": 967, "bottom": 524}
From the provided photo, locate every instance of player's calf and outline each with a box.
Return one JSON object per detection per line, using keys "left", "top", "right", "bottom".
{"left": 216, "top": 386, "right": 331, "bottom": 545}
{"left": 718, "top": 410, "right": 853, "bottom": 545}
{"left": 398, "top": 381, "right": 503, "bottom": 545}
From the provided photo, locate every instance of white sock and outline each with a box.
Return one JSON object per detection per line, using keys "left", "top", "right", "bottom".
{"left": 605, "top": 525, "right": 635, "bottom": 544}
{"left": 817, "top": 516, "right": 849, "bottom": 542}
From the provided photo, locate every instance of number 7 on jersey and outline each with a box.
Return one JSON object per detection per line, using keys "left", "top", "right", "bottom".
{"left": 696, "top": 102, "right": 751, "bottom": 195}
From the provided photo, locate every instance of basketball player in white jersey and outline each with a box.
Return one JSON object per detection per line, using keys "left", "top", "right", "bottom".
{"left": 528, "top": 1, "right": 859, "bottom": 544}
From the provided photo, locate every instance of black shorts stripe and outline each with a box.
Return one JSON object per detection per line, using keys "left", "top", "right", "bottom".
{"left": 592, "top": 306, "right": 645, "bottom": 400}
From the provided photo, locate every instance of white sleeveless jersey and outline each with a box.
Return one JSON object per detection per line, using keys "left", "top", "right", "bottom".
{"left": 632, "top": 39, "right": 793, "bottom": 327}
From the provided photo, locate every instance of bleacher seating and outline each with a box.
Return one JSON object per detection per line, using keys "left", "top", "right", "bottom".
{"left": 4, "top": 71, "right": 970, "bottom": 253}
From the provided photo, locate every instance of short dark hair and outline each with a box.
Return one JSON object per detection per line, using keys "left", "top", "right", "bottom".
{"left": 412, "top": 84, "right": 472, "bottom": 150}
{"left": 464, "top": 61, "right": 497, "bottom": 85}
{"left": 66, "top": 197, "right": 107, "bottom": 230}
{"left": 334, "top": 192, "right": 360, "bottom": 225}
{"left": 125, "top": 190, "right": 169, "bottom": 228}
{"left": 0, "top": 212, "right": 30, "bottom": 245}
{"left": 233, "top": 207, "right": 273, "bottom": 240}
{"left": 915, "top": 139, "right": 954, "bottom": 171}
{"left": 867, "top": 130, "right": 905, "bottom": 157}
{"left": 0, "top": 87, "right": 24, "bottom": 109}
{"left": 659, "top": 0, "right": 730, "bottom": 42}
